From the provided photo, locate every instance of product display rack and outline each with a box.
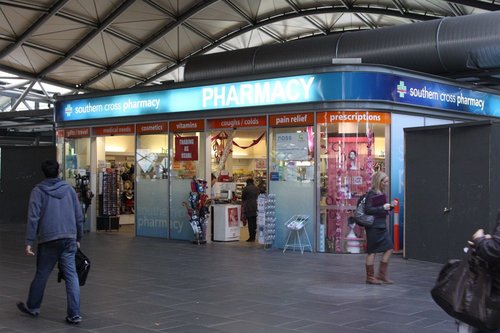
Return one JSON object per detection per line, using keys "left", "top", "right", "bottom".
{"left": 257, "top": 193, "right": 276, "bottom": 248}
{"left": 97, "top": 168, "right": 120, "bottom": 231}
{"left": 283, "top": 214, "right": 312, "bottom": 254}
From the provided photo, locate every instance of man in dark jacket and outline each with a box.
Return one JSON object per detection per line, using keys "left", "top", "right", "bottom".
{"left": 17, "top": 160, "right": 84, "bottom": 325}
{"left": 242, "top": 178, "right": 260, "bottom": 242}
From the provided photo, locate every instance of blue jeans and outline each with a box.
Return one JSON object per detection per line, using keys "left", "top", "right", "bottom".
{"left": 26, "top": 238, "right": 80, "bottom": 317}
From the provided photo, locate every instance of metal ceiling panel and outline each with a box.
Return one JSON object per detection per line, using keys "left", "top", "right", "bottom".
{"left": 151, "top": 0, "right": 201, "bottom": 15}
{"left": 121, "top": 52, "right": 172, "bottom": 77}
{"left": 76, "top": 32, "right": 137, "bottom": 66}
{"left": 111, "top": 1, "right": 174, "bottom": 41}
{"left": 30, "top": 16, "right": 91, "bottom": 52}
{"left": 263, "top": 17, "right": 321, "bottom": 39}
{"left": 62, "top": 0, "right": 125, "bottom": 21}
{"left": 222, "top": 29, "right": 276, "bottom": 50}
{"left": 242, "top": 0, "right": 293, "bottom": 21}
{"left": 2, "top": 46, "right": 59, "bottom": 74}
{"left": 0, "top": 5, "right": 42, "bottom": 36}
{"left": 188, "top": 4, "right": 248, "bottom": 37}
{"left": 88, "top": 72, "right": 135, "bottom": 91}
{"left": 152, "top": 26, "right": 208, "bottom": 60}
{"left": 47, "top": 59, "right": 102, "bottom": 86}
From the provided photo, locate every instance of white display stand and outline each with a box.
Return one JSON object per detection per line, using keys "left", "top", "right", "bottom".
{"left": 283, "top": 215, "right": 312, "bottom": 254}
{"left": 213, "top": 204, "right": 241, "bottom": 241}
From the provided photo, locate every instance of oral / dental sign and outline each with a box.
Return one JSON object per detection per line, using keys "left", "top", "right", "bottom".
{"left": 56, "top": 72, "right": 500, "bottom": 122}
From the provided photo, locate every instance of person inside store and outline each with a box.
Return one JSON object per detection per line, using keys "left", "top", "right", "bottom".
{"left": 241, "top": 178, "right": 260, "bottom": 242}
{"left": 257, "top": 178, "right": 267, "bottom": 194}
{"left": 456, "top": 220, "right": 500, "bottom": 333}
{"left": 17, "top": 160, "right": 84, "bottom": 325}
{"left": 363, "top": 171, "right": 397, "bottom": 284}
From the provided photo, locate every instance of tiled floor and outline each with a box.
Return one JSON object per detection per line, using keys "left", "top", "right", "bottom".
{"left": 0, "top": 223, "right": 457, "bottom": 332}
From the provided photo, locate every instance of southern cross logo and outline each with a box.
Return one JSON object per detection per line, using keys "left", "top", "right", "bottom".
{"left": 64, "top": 104, "right": 73, "bottom": 117}
{"left": 396, "top": 81, "right": 407, "bottom": 98}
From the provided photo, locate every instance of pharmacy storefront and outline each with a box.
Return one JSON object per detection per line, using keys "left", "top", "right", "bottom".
{"left": 55, "top": 65, "right": 500, "bottom": 253}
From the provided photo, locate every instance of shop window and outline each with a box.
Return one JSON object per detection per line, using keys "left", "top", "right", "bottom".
{"left": 269, "top": 126, "right": 315, "bottom": 250}
{"left": 269, "top": 127, "right": 314, "bottom": 183}
{"left": 64, "top": 138, "right": 90, "bottom": 185}
{"left": 210, "top": 129, "right": 267, "bottom": 203}
{"left": 136, "top": 133, "right": 169, "bottom": 238}
{"left": 318, "top": 119, "right": 387, "bottom": 253}
{"left": 136, "top": 135, "right": 168, "bottom": 180}
{"left": 170, "top": 133, "right": 202, "bottom": 179}
{"left": 63, "top": 137, "right": 92, "bottom": 231}
{"left": 169, "top": 131, "right": 205, "bottom": 241}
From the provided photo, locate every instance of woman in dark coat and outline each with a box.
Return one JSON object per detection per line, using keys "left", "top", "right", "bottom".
{"left": 241, "top": 178, "right": 260, "bottom": 242}
{"left": 364, "top": 171, "right": 396, "bottom": 284}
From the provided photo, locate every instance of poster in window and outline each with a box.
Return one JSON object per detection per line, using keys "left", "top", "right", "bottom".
{"left": 276, "top": 132, "right": 308, "bottom": 161}
{"left": 174, "top": 136, "right": 198, "bottom": 161}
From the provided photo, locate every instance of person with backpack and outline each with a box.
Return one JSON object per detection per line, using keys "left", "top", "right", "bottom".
{"left": 364, "top": 171, "right": 397, "bottom": 284}
{"left": 17, "top": 160, "right": 84, "bottom": 324}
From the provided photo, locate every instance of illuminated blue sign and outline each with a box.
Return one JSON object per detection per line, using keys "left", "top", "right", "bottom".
{"left": 56, "top": 72, "right": 500, "bottom": 122}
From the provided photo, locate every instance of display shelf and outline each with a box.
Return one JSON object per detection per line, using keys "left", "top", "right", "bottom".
{"left": 257, "top": 193, "right": 276, "bottom": 248}
{"left": 283, "top": 215, "right": 312, "bottom": 254}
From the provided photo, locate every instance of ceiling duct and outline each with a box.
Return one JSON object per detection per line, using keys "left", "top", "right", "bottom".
{"left": 184, "top": 11, "right": 500, "bottom": 81}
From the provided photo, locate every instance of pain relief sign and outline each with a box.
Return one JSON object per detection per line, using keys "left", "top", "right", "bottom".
{"left": 174, "top": 136, "right": 198, "bottom": 161}
{"left": 270, "top": 112, "right": 314, "bottom": 127}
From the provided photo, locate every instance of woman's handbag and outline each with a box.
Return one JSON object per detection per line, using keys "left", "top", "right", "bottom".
{"left": 431, "top": 249, "right": 500, "bottom": 331}
{"left": 353, "top": 195, "right": 374, "bottom": 227}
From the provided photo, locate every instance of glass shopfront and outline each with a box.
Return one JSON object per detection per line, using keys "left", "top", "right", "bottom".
{"left": 60, "top": 128, "right": 92, "bottom": 231}
{"left": 268, "top": 113, "right": 315, "bottom": 249}
{"left": 318, "top": 111, "right": 390, "bottom": 253}
{"left": 136, "top": 122, "right": 169, "bottom": 238}
{"left": 169, "top": 120, "right": 206, "bottom": 241}
{"left": 208, "top": 116, "right": 267, "bottom": 242}
{"left": 55, "top": 66, "right": 500, "bottom": 251}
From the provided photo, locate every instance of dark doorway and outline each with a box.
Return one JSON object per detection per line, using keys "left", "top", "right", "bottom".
{"left": 405, "top": 121, "right": 499, "bottom": 263}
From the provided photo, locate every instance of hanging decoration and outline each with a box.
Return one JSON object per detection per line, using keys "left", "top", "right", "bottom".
{"left": 211, "top": 131, "right": 266, "bottom": 175}
{"left": 212, "top": 131, "right": 228, "bottom": 165}
{"left": 216, "top": 130, "right": 236, "bottom": 174}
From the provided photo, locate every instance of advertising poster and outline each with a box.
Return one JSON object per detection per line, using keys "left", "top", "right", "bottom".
{"left": 276, "top": 132, "right": 308, "bottom": 161}
{"left": 174, "top": 136, "right": 198, "bottom": 161}
{"left": 227, "top": 207, "right": 239, "bottom": 227}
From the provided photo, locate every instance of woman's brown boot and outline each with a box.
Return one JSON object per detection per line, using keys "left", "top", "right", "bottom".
{"left": 365, "top": 264, "right": 382, "bottom": 284}
{"left": 377, "top": 261, "right": 394, "bottom": 284}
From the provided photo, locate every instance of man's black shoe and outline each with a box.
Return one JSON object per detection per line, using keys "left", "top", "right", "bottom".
{"left": 246, "top": 238, "right": 255, "bottom": 242}
{"left": 16, "top": 302, "right": 38, "bottom": 317}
